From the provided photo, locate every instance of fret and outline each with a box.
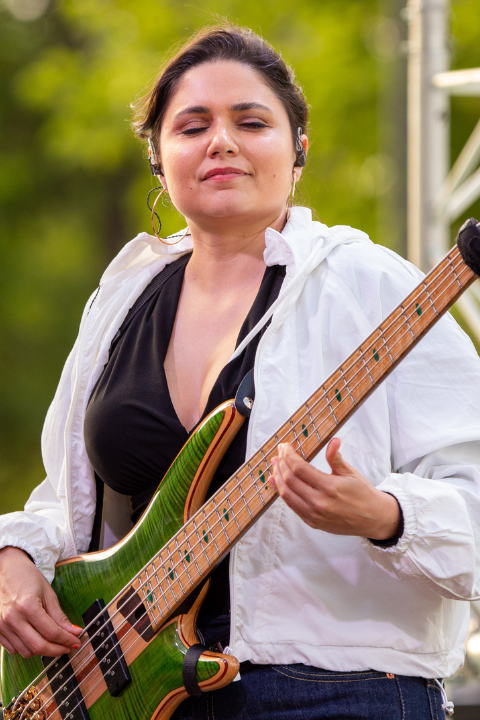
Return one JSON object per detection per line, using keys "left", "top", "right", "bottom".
{"left": 174, "top": 536, "right": 194, "bottom": 585}
{"left": 401, "top": 306, "right": 416, "bottom": 341}
{"left": 252, "top": 455, "right": 267, "bottom": 506}
{"left": 163, "top": 560, "right": 179, "bottom": 602}
{"left": 305, "top": 402, "right": 322, "bottom": 443}
{"left": 151, "top": 558, "right": 171, "bottom": 611}
{"left": 290, "top": 420, "right": 307, "bottom": 459}
{"left": 170, "top": 545, "right": 187, "bottom": 594}
{"left": 379, "top": 328, "right": 395, "bottom": 363}
{"left": 147, "top": 561, "right": 167, "bottom": 618}
{"left": 138, "top": 577, "right": 151, "bottom": 608}
{"left": 141, "top": 571, "right": 163, "bottom": 624}
{"left": 211, "top": 497, "right": 232, "bottom": 544}
{"left": 224, "top": 487, "right": 242, "bottom": 533}
{"left": 424, "top": 282, "right": 439, "bottom": 316}
{"left": 256, "top": 483, "right": 266, "bottom": 506}
{"left": 192, "top": 518, "right": 212, "bottom": 567}
{"left": 236, "top": 474, "right": 254, "bottom": 520}
{"left": 359, "top": 352, "right": 375, "bottom": 387}
{"left": 197, "top": 510, "right": 216, "bottom": 563}
{"left": 339, "top": 369, "right": 356, "bottom": 407}
{"left": 449, "top": 256, "right": 462, "bottom": 289}
{"left": 204, "top": 506, "right": 222, "bottom": 556}
{"left": 260, "top": 448, "right": 270, "bottom": 470}
{"left": 324, "top": 391, "right": 339, "bottom": 426}
{"left": 184, "top": 526, "right": 204, "bottom": 577}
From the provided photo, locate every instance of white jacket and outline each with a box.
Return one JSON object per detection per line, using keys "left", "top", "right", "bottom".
{"left": 1, "top": 207, "right": 480, "bottom": 679}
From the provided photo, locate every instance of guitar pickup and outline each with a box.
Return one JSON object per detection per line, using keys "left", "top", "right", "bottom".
{"left": 82, "top": 599, "right": 131, "bottom": 697}
{"left": 41, "top": 654, "right": 89, "bottom": 720}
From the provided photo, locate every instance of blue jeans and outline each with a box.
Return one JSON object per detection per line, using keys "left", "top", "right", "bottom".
{"left": 172, "top": 617, "right": 446, "bottom": 720}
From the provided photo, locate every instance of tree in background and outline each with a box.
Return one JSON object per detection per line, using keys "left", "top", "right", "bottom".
{"left": 0, "top": 0, "right": 478, "bottom": 512}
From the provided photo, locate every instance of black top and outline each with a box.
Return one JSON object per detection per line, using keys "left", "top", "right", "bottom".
{"left": 84, "top": 254, "right": 285, "bottom": 618}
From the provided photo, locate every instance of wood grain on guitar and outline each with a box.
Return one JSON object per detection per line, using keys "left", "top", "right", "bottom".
{"left": 2, "top": 219, "right": 479, "bottom": 720}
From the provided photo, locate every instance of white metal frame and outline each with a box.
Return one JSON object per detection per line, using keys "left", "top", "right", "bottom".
{"left": 406, "top": 0, "right": 480, "bottom": 342}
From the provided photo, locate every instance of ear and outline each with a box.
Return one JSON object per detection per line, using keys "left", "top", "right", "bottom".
{"left": 294, "top": 134, "right": 308, "bottom": 178}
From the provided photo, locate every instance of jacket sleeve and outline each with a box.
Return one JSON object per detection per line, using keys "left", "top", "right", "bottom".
{"left": 0, "top": 296, "right": 95, "bottom": 584}
{"left": 361, "top": 267, "right": 480, "bottom": 600}
{"left": 363, "top": 441, "right": 480, "bottom": 601}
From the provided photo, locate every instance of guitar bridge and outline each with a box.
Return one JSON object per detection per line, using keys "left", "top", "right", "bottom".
{"left": 82, "top": 598, "right": 131, "bottom": 697}
{"left": 3, "top": 687, "right": 47, "bottom": 720}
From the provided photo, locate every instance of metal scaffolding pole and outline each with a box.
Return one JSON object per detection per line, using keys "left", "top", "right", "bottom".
{"left": 406, "top": 0, "right": 449, "bottom": 272}
{"left": 406, "top": 0, "right": 480, "bottom": 343}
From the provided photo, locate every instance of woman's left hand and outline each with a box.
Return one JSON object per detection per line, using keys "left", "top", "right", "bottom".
{"left": 270, "top": 438, "right": 401, "bottom": 540}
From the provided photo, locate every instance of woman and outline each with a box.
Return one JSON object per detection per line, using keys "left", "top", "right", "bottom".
{"left": 1, "top": 24, "right": 480, "bottom": 720}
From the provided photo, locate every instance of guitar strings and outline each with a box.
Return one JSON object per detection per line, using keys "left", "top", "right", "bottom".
{"left": 17, "top": 253, "right": 469, "bottom": 720}
{"left": 17, "top": 254, "right": 469, "bottom": 720}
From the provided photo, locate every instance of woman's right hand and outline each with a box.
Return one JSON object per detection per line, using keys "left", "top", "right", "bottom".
{"left": 0, "top": 546, "right": 82, "bottom": 658}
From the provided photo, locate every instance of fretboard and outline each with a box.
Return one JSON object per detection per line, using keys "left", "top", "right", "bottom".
{"left": 126, "top": 245, "right": 476, "bottom": 631}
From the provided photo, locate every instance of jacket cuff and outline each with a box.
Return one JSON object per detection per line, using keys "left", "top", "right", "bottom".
{"left": 0, "top": 535, "right": 46, "bottom": 574}
{"left": 362, "top": 484, "right": 417, "bottom": 555}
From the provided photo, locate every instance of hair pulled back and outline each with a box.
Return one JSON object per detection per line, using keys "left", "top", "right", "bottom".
{"left": 133, "top": 24, "right": 309, "bottom": 162}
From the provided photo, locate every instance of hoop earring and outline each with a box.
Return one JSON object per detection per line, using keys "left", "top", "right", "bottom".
{"left": 147, "top": 187, "right": 190, "bottom": 246}
{"left": 287, "top": 170, "right": 297, "bottom": 214}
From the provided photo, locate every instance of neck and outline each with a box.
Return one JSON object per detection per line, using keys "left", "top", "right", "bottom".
{"left": 184, "top": 208, "right": 287, "bottom": 297}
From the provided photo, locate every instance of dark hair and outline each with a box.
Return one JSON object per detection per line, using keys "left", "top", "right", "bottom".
{"left": 132, "top": 24, "right": 309, "bottom": 165}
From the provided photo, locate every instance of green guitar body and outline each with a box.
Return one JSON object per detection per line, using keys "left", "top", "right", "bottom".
{"left": 0, "top": 401, "right": 242, "bottom": 720}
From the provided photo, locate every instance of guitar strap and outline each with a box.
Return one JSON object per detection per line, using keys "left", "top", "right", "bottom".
{"left": 182, "top": 643, "right": 206, "bottom": 697}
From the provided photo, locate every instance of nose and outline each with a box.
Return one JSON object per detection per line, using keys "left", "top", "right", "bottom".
{"left": 207, "top": 122, "right": 239, "bottom": 159}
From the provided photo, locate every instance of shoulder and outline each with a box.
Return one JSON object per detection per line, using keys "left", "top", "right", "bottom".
{"left": 317, "top": 234, "right": 425, "bottom": 321}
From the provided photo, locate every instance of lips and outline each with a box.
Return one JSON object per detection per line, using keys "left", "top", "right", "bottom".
{"left": 202, "top": 167, "right": 247, "bottom": 180}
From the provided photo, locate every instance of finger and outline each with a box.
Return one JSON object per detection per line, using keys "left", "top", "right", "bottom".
{"left": 43, "top": 588, "right": 82, "bottom": 641}
{"left": 278, "top": 444, "right": 330, "bottom": 490}
{"left": 273, "top": 454, "right": 325, "bottom": 511}
{"left": 31, "top": 602, "right": 80, "bottom": 651}
{"left": 9, "top": 619, "right": 75, "bottom": 658}
{"left": 325, "top": 438, "right": 355, "bottom": 476}
{"left": 0, "top": 632, "right": 17, "bottom": 655}
{"left": 271, "top": 458, "right": 319, "bottom": 525}
{"left": 0, "top": 622, "right": 39, "bottom": 658}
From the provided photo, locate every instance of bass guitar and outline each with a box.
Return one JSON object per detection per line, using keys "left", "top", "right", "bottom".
{"left": 2, "top": 218, "right": 480, "bottom": 720}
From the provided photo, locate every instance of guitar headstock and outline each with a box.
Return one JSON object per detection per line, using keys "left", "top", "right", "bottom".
{"left": 457, "top": 217, "right": 480, "bottom": 277}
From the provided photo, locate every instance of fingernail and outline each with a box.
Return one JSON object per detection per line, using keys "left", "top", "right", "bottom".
{"left": 73, "top": 644, "right": 80, "bottom": 649}
{"left": 72, "top": 625, "right": 82, "bottom": 631}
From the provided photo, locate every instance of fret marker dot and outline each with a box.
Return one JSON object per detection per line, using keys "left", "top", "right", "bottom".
{"left": 259, "top": 469, "right": 266, "bottom": 483}
{"left": 223, "top": 508, "right": 229, "bottom": 522}
{"left": 416, "top": 303, "right": 422, "bottom": 316}
{"left": 203, "top": 530, "right": 209, "bottom": 544}
{"left": 335, "top": 389, "right": 341, "bottom": 402}
{"left": 373, "top": 349, "right": 379, "bottom": 362}
{"left": 168, "top": 567, "right": 174, "bottom": 581}
{"left": 302, "top": 424, "right": 308, "bottom": 438}
{"left": 184, "top": 550, "right": 191, "bottom": 563}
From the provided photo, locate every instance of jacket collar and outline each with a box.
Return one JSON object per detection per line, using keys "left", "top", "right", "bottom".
{"left": 99, "top": 207, "right": 368, "bottom": 287}
{"left": 264, "top": 207, "right": 329, "bottom": 277}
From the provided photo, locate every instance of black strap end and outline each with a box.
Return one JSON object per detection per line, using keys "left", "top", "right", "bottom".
{"left": 182, "top": 643, "right": 207, "bottom": 697}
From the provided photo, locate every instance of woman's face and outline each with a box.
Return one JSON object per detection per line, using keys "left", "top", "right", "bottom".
{"left": 158, "top": 60, "right": 305, "bottom": 233}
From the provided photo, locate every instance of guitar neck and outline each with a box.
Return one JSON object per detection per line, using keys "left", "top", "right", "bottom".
{"left": 131, "top": 245, "right": 476, "bottom": 629}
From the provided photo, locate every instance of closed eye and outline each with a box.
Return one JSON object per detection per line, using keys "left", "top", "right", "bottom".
{"left": 240, "top": 121, "right": 269, "bottom": 129}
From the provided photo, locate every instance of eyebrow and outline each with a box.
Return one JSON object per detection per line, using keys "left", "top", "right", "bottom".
{"left": 174, "top": 102, "right": 273, "bottom": 120}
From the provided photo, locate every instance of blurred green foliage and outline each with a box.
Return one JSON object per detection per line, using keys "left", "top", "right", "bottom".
{"left": 0, "top": 0, "right": 479, "bottom": 512}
